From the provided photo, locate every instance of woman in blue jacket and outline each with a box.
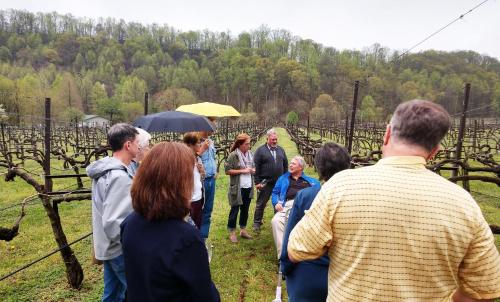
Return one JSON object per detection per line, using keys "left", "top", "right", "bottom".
{"left": 280, "top": 143, "right": 351, "bottom": 302}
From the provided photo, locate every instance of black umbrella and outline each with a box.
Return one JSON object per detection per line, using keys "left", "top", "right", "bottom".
{"left": 133, "top": 111, "right": 215, "bottom": 132}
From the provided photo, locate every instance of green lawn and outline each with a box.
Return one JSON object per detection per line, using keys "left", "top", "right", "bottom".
{"left": 0, "top": 128, "right": 296, "bottom": 301}
{"left": 0, "top": 127, "right": 498, "bottom": 301}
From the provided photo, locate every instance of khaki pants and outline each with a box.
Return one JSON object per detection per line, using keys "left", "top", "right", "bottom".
{"left": 271, "top": 199, "right": 294, "bottom": 259}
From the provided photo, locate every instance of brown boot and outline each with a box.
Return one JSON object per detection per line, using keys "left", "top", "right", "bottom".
{"left": 229, "top": 231, "right": 238, "bottom": 243}
{"left": 240, "top": 229, "right": 253, "bottom": 239}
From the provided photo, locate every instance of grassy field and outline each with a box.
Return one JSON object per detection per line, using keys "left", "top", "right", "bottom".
{"left": 0, "top": 127, "right": 499, "bottom": 301}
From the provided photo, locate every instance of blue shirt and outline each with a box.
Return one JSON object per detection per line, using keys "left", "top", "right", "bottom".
{"left": 200, "top": 139, "right": 217, "bottom": 177}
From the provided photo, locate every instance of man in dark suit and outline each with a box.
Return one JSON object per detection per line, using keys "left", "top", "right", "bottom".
{"left": 252, "top": 128, "right": 288, "bottom": 232}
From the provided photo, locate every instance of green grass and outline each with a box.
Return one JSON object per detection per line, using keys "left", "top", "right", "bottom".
{"left": 0, "top": 129, "right": 296, "bottom": 301}
{"left": 0, "top": 127, "right": 498, "bottom": 301}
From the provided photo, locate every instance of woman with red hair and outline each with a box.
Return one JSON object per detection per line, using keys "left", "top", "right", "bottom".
{"left": 225, "top": 133, "right": 255, "bottom": 243}
{"left": 121, "top": 142, "right": 220, "bottom": 302}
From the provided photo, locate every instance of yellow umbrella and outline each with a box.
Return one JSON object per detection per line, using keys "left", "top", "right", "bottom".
{"left": 176, "top": 102, "right": 241, "bottom": 117}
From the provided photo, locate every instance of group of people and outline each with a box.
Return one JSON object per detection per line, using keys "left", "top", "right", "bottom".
{"left": 87, "top": 125, "right": 221, "bottom": 301}
{"left": 87, "top": 99, "right": 500, "bottom": 302}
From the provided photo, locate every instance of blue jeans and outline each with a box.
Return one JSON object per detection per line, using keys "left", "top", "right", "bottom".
{"left": 200, "top": 176, "right": 216, "bottom": 239}
{"left": 102, "top": 254, "right": 127, "bottom": 302}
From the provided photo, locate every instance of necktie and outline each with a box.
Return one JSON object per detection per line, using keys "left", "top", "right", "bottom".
{"left": 270, "top": 147, "right": 277, "bottom": 161}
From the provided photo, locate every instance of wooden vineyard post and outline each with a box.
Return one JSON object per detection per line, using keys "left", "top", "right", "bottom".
{"left": 144, "top": 92, "right": 149, "bottom": 115}
{"left": 344, "top": 111, "right": 349, "bottom": 146}
{"left": 472, "top": 119, "right": 477, "bottom": 153}
{"left": 42, "top": 98, "right": 84, "bottom": 289}
{"left": 347, "top": 81, "right": 359, "bottom": 154}
{"left": 307, "top": 114, "right": 310, "bottom": 140}
{"left": 452, "top": 83, "right": 470, "bottom": 190}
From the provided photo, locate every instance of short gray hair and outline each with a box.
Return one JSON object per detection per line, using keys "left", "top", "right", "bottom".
{"left": 136, "top": 127, "right": 152, "bottom": 148}
{"left": 292, "top": 155, "right": 306, "bottom": 169}
{"left": 267, "top": 128, "right": 277, "bottom": 137}
{"left": 390, "top": 99, "right": 450, "bottom": 151}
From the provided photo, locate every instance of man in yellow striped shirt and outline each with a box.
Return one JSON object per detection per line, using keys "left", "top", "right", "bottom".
{"left": 288, "top": 99, "right": 500, "bottom": 301}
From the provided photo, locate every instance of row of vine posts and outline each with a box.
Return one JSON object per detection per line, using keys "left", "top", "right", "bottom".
{"left": 0, "top": 97, "right": 269, "bottom": 288}
{"left": 286, "top": 81, "right": 499, "bottom": 233}
{"left": 1, "top": 82, "right": 498, "bottom": 288}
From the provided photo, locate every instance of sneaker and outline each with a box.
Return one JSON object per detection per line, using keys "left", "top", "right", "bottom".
{"left": 229, "top": 231, "right": 238, "bottom": 243}
{"left": 252, "top": 224, "right": 261, "bottom": 233}
{"left": 240, "top": 229, "right": 253, "bottom": 239}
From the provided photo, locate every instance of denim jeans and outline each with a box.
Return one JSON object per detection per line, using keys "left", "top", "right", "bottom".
{"left": 200, "top": 176, "right": 216, "bottom": 239}
{"left": 102, "top": 254, "right": 127, "bottom": 302}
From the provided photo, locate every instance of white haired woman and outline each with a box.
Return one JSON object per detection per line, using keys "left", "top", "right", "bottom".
{"left": 129, "top": 127, "right": 152, "bottom": 175}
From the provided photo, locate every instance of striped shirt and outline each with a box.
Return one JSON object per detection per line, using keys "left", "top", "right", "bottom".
{"left": 288, "top": 156, "right": 500, "bottom": 301}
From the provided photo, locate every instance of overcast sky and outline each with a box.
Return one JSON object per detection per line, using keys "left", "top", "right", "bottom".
{"left": 2, "top": 0, "right": 499, "bottom": 59}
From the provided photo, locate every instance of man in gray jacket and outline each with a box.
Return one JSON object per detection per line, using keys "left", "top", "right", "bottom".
{"left": 86, "top": 123, "right": 139, "bottom": 302}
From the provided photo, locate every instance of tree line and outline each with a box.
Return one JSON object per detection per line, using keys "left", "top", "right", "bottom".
{"left": 0, "top": 9, "right": 499, "bottom": 124}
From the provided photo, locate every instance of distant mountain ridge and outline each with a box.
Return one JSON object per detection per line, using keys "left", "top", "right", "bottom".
{"left": 0, "top": 9, "right": 498, "bottom": 123}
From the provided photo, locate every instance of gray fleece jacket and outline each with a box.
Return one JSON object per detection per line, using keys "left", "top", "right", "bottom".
{"left": 86, "top": 156, "right": 134, "bottom": 260}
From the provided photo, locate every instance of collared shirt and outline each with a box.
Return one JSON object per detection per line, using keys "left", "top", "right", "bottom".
{"left": 200, "top": 138, "right": 217, "bottom": 177}
{"left": 288, "top": 156, "right": 500, "bottom": 301}
{"left": 285, "top": 175, "right": 311, "bottom": 201}
{"left": 128, "top": 160, "right": 139, "bottom": 176}
{"left": 267, "top": 144, "right": 277, "bottom": 161}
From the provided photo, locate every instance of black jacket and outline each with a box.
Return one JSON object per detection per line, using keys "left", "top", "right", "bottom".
{"left": 121, "top": 212, "right": 220, "bottom": 302}
{"left": 253, "top": 144, "right": 288, "bottom": 185}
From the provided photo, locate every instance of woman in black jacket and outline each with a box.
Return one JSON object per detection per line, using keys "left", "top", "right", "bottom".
{"left": 121, "top": 142, "right": 220, "bottom": 302}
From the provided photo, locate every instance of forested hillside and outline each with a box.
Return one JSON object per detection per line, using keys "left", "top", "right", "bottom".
{"left": 0, "top": 9, "right": 499, "bottom": 124}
